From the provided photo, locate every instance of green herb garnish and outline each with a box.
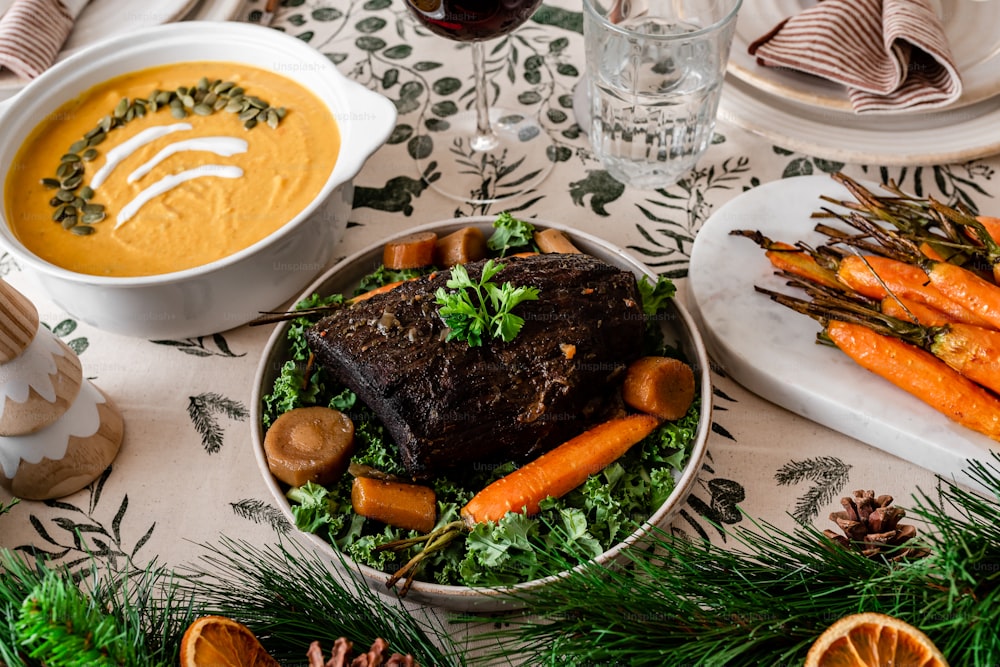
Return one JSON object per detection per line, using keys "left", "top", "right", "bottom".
{"left": 434, "top": 259, "right": 540, "bottom": 347}
{"left": 487, "top": 212, "right": 536, "bottom": 256}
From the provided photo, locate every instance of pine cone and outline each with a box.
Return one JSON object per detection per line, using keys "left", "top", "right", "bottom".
{"left": 307, "top": 637, "right": 419, "bottom": 667}
{"left": 822, "top": 489, "right": 927, "bottom": 561}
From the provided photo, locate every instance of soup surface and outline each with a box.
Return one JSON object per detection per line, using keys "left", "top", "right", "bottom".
{"left": 5, "top": 62, "right": 340, "bottom": 277}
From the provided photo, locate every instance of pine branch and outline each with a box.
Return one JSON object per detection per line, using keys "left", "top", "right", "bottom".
{"left": 475, "top": 453, "right": 1000, "bottom": 666}
{"left": 176, "top": 536, "right": 465, "bottom": 666}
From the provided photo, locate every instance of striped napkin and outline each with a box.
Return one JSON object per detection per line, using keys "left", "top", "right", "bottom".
{"left": 0, "top": 0, "right": 88, "bottom": 80}
{"left": 748, "top": 0, "right": 962, "bottom": 113}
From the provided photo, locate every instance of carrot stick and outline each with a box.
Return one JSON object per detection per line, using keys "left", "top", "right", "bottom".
{"left": 622, "top": 357, "right": 696, "bottom": 421}
{"left": 837, "top": 255, "right": 993, "bottom": 327}
{"left": 460, "top": 414, "right": 661, "bottom": 525}
{"left": 351, "top": 476, "right": 437, "bottom": 534}
{"left": 826, "top": 320, "right": 1000, "bottom": 441}
{"left": 924, "top": 260, "right": 1000, "bottom": 331}
{"left": 349, "top": 280, "right": 405, "bottom": 303}
{"left": 382, "top": 232, "right": 438, "bottom": 269}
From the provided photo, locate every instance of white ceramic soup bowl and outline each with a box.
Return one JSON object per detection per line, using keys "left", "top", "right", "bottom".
{"left": 0, "top": 21, "right": 396, "bottom": 339}
{"left": 251, "top": 218, "right": 714, "bottom": 612}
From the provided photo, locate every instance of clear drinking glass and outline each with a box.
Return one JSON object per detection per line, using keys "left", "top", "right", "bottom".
{"left": 583, "top": 0, "right": 741, "bottom": 189}
{"left": 404, "top": 0, "right": 554, "bottom": 205}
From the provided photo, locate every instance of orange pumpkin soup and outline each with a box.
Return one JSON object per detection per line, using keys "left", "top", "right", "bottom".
{"left": 4, "top": 61, "right": 339, "bottom": 277}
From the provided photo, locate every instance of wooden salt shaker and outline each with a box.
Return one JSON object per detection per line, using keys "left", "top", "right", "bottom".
{"left": 0, "top": 280, "right": 124, "bottom": 500}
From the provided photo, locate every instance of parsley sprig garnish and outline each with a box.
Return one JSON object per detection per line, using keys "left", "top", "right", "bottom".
{"left": 434, "top": 259, "right": 540, "bottom": 347}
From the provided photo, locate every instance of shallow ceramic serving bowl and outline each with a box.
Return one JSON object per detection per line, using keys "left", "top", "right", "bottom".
{"left": 251, "top": 218, "right": 713, "bottom": 612}
{"left": 0, "top": 22, "right": 396, "bottom": 339}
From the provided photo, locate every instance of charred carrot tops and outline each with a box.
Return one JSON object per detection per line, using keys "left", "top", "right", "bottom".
{"left": 731, "top": 230, "right": 843, "bottom": 291}
{"left": 826, "top": 320, "right": 1000, "bottom": 442}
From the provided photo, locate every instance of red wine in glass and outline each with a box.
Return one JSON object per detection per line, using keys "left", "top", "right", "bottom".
{"left": 407, "top": 0, "right": 544, "bottom": 42}
{"left": 404, "top": 0, "right": 553, "bottom": 204}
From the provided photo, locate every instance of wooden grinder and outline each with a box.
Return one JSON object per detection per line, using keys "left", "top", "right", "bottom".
{"left": 0, "top": 280, "right": 124, "bottom": 500}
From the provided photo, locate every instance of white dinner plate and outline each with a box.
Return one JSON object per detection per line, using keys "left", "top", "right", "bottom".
{"left": 685, "top": 175, "right": 995, "bottom": 491}
{"left": 718, "top": 73, "right": 1000, "bottom": 165}
{"left": 729, "top": 0, "right": 1000, "bottom": 114}
{"left": 0, "top": 0, "right": 213, "bottom": 96}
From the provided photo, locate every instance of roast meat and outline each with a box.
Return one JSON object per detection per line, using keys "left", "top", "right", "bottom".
{"left": 306, "top": 253, "right": 646, "bottom": 480}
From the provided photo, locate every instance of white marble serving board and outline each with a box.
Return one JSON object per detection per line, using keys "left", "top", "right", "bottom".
{"left": 685, "top": 175, "right": 997, "bottom": 491}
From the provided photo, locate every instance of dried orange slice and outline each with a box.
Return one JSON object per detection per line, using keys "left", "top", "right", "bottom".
{"left": 179, "top": 615, "right": 280, "bottom": 667}
{"left": 805, "top": 612, "right": 949, "bottom": 667}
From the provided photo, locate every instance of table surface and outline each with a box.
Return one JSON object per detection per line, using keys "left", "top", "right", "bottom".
{"left": 1, "top": 0, "right": 995, "bottom": 662}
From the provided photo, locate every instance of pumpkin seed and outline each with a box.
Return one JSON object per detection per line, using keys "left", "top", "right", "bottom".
{"left": 79, "top": 186, "right": 95, "bottom": 200}
{"left": 177, "top": 86, "right": 189, "bottom": 96}
{"left": 180, "top": 94, "right": 195, "bottom": 108}
{"left": 82, "top": 203, "right": 104, "bottom": 215}
{"left": 125, "top": 107, "right": 136, "bottom": 122}
{"left": 82, "top": 211, "right": 106, "bottom": 224}
{"left": 155, "top": 90, "right": 172, "bottom": 105}
{"left": 214, "top": 80, "right": 235, "bottom": 94}
{"left": 60, "top": 152, "right": 81, "bottom": 163}
{"left": 61, "top": 174, "right": 83, "bottom": 189}
{"left": 87, "top": 132, "right": 106, "bottom": 147}
{"left": 49, "top": 196, "right": 61, "bottom": 207}
{"left": 170, "top": 105, "right": 188, "bottom": 119}
{"left": 197, "top": 76, "right": 210, "bottom": 91}
{"left": 56, "top": 162, "right": 74, "bottom": 179}
{"left": 193, "top": 103, "right": 213, "bottom": 116}
{"left": 238, "top": 107, "right": 259, "bottom": 122}
{"left": 244, "top": 118, "right": 258, "bottom": 130}
{"left": 99, "top": 115, "right": 113, "bottom": 132}
{"left": 55, "top": 188, "right": 75, "bottom": 201}
{"left": 203, "top": 92, "right": 218, "bottom": 106}
{"left": 82, "top": 148, "right": 98, "bottom": 161}
{"left": 265, "top": 108, "right": 279, "bottom": 129}
{"left": 73, "top": 197, "right": 86, "bottom": 208}
{"left": 274, "top": 107, "right": 287, "bottom": 119}
{"left": 113, "top": 97, "right": 129, "bottom": 118}
{"left": 213, "top": 97, "right": 228, "bottom": 111}
{"left": 246, "top": 96, "right": 267, "bottom": 109}
{"left": 62, "top": 216, "right": 78, "bottom": 230}
{"left": 70, "top": 224, "right": 94, "bottom": 236}
{"left": 52, "top": 204, "right": 73, "bottom": 220}
{"left": 84, "top": 125, "right": 103, "bottom": 139}
{"left": 41, "top": 177, "right": 61, "bottom": 189}
{"left": 68, "top": 139, "right": 88, "bottom": 153}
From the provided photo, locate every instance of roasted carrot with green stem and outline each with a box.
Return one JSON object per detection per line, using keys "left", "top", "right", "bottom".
{"left": 825, "top": 320, "right": 1000, "bottom": 442}
{"left": 375, "top": 413, "right": 661, "bottom": 594}
{"left": 731, "top": 229, "right": 843, "bottom": 290}
{"left": 836, "top": 255, "right": 993, "bottom": 328}
{"left": 923, "top": 259, "right": 1000, "bottom": 331}
{"left": 760, "top": 285, "right": 1000, "bottom": 396}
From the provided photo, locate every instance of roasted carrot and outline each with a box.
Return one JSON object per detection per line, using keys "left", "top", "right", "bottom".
{"left": 376, "top": 412, "right": 662, "bottom": 593}
{"left": 880, "top": 296, "right": 958, "bottom": 327}
{"left": 622, "top": 357, "right": 696, "bottom": 421}
{"left": 351, "top": 476, "right": 437, "bottom": 534}
{"left": 349, "top": 280, "right": 406, "bottom": 303}
{"left": 533, "top": 228, "right": 581, "bottom": 254}
{"left": 826, "top": 320, "right": 1000, "bottom": 441}
{"left": 732, "top": 230, "right": 842, "bottom": 291}
{"left": 433, "top": 226, "right": 487, "bottom": 267}
{"left": 461, "top": 414, "right": 661, "bottom": 525}
{"left": 383, "top": 232, "right": 438, "bottom": 269}
{"left": 923, "top": 260, "right": 1000, "bottom": 331}
{"left": 837, "top": 255, "right": 992, "bottom": 327}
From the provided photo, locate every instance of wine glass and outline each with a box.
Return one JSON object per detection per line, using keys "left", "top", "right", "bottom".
{"left": 404, "top": 0, "right": 554, "bottom": 205}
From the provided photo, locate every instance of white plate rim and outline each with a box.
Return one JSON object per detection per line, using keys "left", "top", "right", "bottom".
{"left": 718, "top": 73, "right": 1000, "bottom": 165}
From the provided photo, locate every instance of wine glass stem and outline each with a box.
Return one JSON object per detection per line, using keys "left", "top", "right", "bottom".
{"left": 470, "top": 40, "right": 500, "bottom": 153}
